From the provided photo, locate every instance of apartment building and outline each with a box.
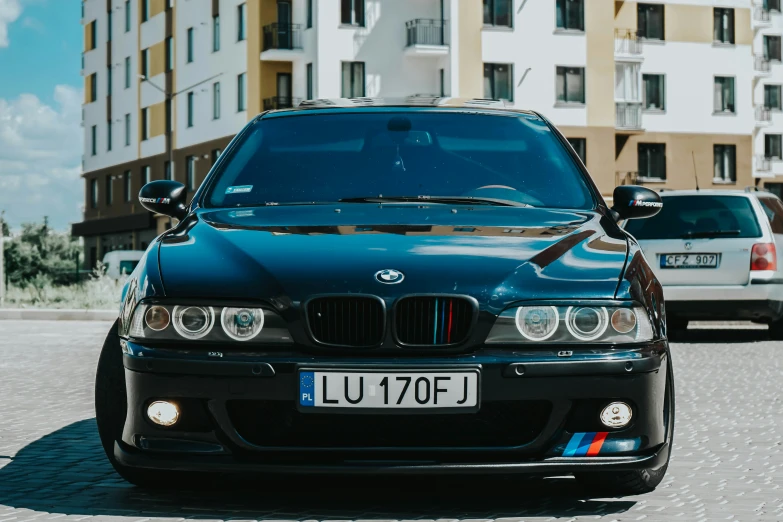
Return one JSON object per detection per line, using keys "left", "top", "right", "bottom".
{"left": 74, "top": 0, "right": 763, "bottom": 266}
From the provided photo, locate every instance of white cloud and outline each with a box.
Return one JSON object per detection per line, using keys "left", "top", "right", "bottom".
{"left": 0, "top": 85, "right": 84, "bottom": 231}
{"left": 0, "top": 0, "right": 22, "bottom": 48}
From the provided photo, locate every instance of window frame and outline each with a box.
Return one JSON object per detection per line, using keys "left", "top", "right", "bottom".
{"left": 555, "top": 66, "right": 586, "bottom": 105}
{"left": 484, "top": 0, "right": 514, "bottom": 28}
{"left": 554, "top": 0, "right": 584, "bottom": 32}
{"left": 165, "top": 36, "right": 173, "bottom": 71}
{"left": 340, "top": 0, "right": 365, "bottom": 27}
{"left": 764, "top": 35, "right": 782, "bottom": 62}
{"left": 237, "top": 72, "right": 247, "bottom": 111}
{"left": 637, "top": 3, "right": 665, "bottom": 40}
{"left": 765, "top": 84, "right": 783, "bottom": 110}
{"left": 307, "top": 0, "right": 313, "bottom": 28}
{"left": 89, "top": 20, "right": 97, "bottom": 50}
{"left": 107, "top": 120, "right": 112, "bottom": 152}
{"left": 142, "top": 165, "right": 151, "bottom": 185}
{"left": 90, "top": 178, "right": 99, "bottom": 209}
{"left": 642, "top": 73, "right": 666, "bottom": 111}
{"left": 237, "top": 3, "right": 247, "bottom": 41}
{"left": 638, "top": 142, "right": 667, "bottom": 181}
{"left": 105, "top": 175, "right": 113, "bottom": 206}
{"left": 89, "top": 73, "right": 98, "bottom": 102}
{"left": 142, "top": 0, "right": 150, "bottom": 22}
{"left": 186, "top": 156, "right": 197, "bottom": 191}
{"left": 124, "top": 171, "right": 132, "bottom": 202}
{"left": 125, "top": 0, "right": 131, "bottom": 32}
{"left": 91, "top": 125, "right": 98, "bottom": 156}
{"left": 125, "top": 57, "right": 131, "bottom": 89}
{"left": 187, "top": 92, "right": 194, "bottom": 127}
{"left": 765, "top": 133, "right": 782, "bottom": 160}
{"left": 213, "top": 82, "right": 221, "bottom": 120}
{"left": 713, "top": 144, "right": 737, "bottom": 184}
{"left": 187, "top": 27, "right": 194, "bottom": 63}
{"left": 213, "top": 15, "right": 220, "bottom": 52}
{"left": 483, "top": 62, "right": 514, "bottom": 102}
{"left": 141, "top": 48, "right": 149, "bottom": 77}
{"left": 141, "top": 107, "right": 149, "bottom": 141}
{"left": 567, "top": 137, "right": 587, "bottom": 165}
{"left": 306, "top": 63, "right": 313, "bottom": 99}
{"left": 341, "top": 61, "right": 366, "bottom": 98}
{"left": 124, "top": 113, "right": 131, "bottom": 146}
{"left": 713, "top": 7, "right": 735, "bottom": 45}
{"left": 713, "top": 76, "right": 736, "bottom": 114}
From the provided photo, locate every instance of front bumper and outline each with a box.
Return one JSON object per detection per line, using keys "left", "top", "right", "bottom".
{"left": 117, "top": 341, "right": 671, "bottom": 475}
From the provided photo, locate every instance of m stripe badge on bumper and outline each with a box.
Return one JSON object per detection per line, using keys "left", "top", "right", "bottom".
{"left": 562, "top": 432, "right": 608, "bottom": 457}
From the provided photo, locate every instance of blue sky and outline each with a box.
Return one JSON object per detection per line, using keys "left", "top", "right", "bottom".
{"left": 0, "top": 0, "right": 84, "bottom": 231}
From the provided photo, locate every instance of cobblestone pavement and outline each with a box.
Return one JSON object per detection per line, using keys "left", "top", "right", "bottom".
{"left": 0, "top": 320, "right": 781, "bottom": 521}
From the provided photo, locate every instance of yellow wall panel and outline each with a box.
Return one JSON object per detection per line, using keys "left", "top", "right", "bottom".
{"left": 247, "top": 0, "right": 262, "bottom": 118}
{"left": 261, "top": 61, "right": 293, "bottom": 101}
{"left": 735, "top": 9, "right": 752, "bottom": 46}
{"left": 665, "top": 5, "right": 712, "bottom": 43}
{"left": 149, "top": 41, "right": 166, "bottom": 78}
{"left": 84, "top": 74, "right": 94, "bottom": 104}
{"left": 150, "top": 0, "right": 166, "bottom": 18}
{"left": 458, "top": 0, "right": 482, "bottom": 98}
{"left": 586, "top": 2, "right": 614, "bottom": 127}
{"left": 149, "top": 102, "right": 166, "bottom": 138}
{"left": 84, "top": 22, "right": 93, "bottom": 52}
{"left": 614, "top": 1, "right": 637, "bottom": 31}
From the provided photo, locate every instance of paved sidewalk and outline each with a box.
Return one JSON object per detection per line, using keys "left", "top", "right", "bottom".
{"left": 0, "top": 321, "right": 781, "bottom": 521}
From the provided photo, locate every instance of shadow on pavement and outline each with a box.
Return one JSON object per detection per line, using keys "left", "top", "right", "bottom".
{"left": 0, "top": 419, "right": 637, "bottom": 519}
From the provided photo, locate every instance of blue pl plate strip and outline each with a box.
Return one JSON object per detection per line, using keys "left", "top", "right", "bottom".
{"left": 562, "top": 432, "right": 585, "bottom": 457}
{"left": 299, "top": 371, "right": 315, "bottom": 406}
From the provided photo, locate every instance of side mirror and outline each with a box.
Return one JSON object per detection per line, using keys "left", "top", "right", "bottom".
{"left": 138, "top": 180, "right": 188, "bottom": 220}
{"left": 612, "top": 185, "right": 663, "bottom": 221}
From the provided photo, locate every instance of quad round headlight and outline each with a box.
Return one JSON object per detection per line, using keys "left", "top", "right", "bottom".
{"left": 515, "top": 306, "right": 559, "bottom": 341}
{"left": 565, "top": 306, "right": 609, "bottom": 341}
{"left": 221, "top": 307, "right": 265, "bottom": 341}
{"left": 172, "top": 306, "right": 215, "bottom": 340}
{"left": 144, "top": 305, "right": 170, "bottom": 331}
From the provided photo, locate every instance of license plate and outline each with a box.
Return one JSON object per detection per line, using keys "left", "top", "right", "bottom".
{"left": 299, "top": 370, "right": 479, "bottom": 409}
{"left": 660, "top": 253, "right": 719, "bottom": 269}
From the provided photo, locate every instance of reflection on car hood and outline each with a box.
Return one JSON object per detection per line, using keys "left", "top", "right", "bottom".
{"left": 158, "top": 205, "right": 628, "bottom": 312}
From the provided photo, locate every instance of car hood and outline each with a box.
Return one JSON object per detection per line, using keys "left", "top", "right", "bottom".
{"left": 158, "top": 205, "right": 628, "bottom": 312}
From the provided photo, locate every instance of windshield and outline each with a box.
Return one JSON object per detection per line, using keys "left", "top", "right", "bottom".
{"left": 205, "top": 110, "right": 593, "bottom": 210}
{"left": 624, "top": 195, "right": 762, "bottom": 239}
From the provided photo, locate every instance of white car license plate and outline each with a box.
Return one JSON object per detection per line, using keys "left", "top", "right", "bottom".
{"left": 660, "top": 253, "right": 719, "bottom": 269}
{"left": 299, "top": 370, "right": 479, "bottom": 409}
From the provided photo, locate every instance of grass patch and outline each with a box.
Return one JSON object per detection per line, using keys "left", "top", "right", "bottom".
{"left": 3, "top": 266, "right": 123, "bottom": 310}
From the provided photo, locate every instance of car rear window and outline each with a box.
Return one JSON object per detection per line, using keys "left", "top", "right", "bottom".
{"left": 204, "top": 110, "right": 593, "bottom": 210}
{"left": 624, "top": 195, "right": 762, "bottom": 239}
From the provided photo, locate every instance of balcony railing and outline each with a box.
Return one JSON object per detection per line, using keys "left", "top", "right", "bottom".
{"left": 614, "top": 29, "right": 642, "bottom": 55}
{"left": 615, "top": 171, "right": 640, "bottom": 186}
{"left": 756, "top": 155, "right": 772, "bottom": 172}
{"left": 406, "top": 19, "right": 449, "bottom": 46}
{"left": 262, "top": 23, "right": 302, "bottom": 51}
{"left": 756, "top": 105, "right": 772, "bottom": 123}
{"left": 754, "top": 6, "right": 772, "bottom": 23}
{"left": 616, "top": 102, "right": 643, "bottom": 129}
{"left": 755, "top": 54, "right": 771, "bottom": 73}
{"left": 263, "top": 96, "right": 301, "bottom": 111}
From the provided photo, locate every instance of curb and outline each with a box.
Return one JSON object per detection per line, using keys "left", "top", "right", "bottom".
{"left": 0, "top": 309, "right": 118, "bottom": 321}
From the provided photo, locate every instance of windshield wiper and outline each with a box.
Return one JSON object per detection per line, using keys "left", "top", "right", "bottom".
{"left": 338, "top": 196, "right": 532, "bottom": 208}
{"left": 680, "top": 230, "right": 741, "bottom": 239}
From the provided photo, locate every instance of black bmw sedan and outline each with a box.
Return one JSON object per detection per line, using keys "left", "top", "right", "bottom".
{"left": 95, "top": 98, "right": 672, "bottom": 495}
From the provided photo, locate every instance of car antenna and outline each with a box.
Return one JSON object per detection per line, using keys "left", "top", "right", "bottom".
{"left": 691, "top": 151, "right": 700, "bottom": 191}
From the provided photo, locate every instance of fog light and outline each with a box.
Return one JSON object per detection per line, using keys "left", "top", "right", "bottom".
{"left": 600, "top": 402, "right": 632, "bottom": 428}
{"left": 147, "top": 401, "right": 179, "bottom": 427}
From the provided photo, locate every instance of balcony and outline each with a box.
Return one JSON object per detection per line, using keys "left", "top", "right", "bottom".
{"left": 261, "top": 23, "right": 303, "bottom": 61}
{"left": 404, "top": 19, "right": 449, "bottom": 57}
{"left": 754, "top": 54, "right": 771, "bottom": 76}
{"left": 753, "top": 6, "right": 772, "bottom": 28}
{"left": 614, "top": 29, "right": 642, "bottom": 60}
{"left": 755, "top": 154, "right": 772, "bottom": 176}
{"left": 616, "top": 102, "right": 643, "bottom": 131}
{"left": 263, "top": 96, "right": 301, "bottom": 111}
{"left": 755, "top": 105, "right": 772, "bottom": 126}
{"left": 615, "top": 171, "right": 640, "bottom": 186}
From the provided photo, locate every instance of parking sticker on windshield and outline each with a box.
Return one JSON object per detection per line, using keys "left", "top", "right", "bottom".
{"left": 226, "top": 185, "right": 253, "bottom": 194}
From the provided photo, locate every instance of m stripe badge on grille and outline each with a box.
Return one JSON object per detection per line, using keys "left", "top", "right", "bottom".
{"left": 562, "top": 432, "right": 608, "bottom": 457}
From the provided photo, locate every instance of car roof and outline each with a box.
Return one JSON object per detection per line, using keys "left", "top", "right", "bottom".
{"left": 259, "top": 97, "right": 539, "bottom": 118}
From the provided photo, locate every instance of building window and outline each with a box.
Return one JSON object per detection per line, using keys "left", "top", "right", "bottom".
{"left": 764, "top": 35, "right": 782, "bottom": 62}
{"left": 440, "top": 68, "right": 446, "bottom": 97}
{"left": 484, "top": 0, "right": 512, "bottom": 27}
{"left": 555, "top": 0, "right": 583, "bottom": 31}
{"left": 107, "top": 121, "right": 112, "bottom": 151}
{"left": 186, "top": 156, "right": 196, "bottom": 191}
{"left": 238, "top": 73, "right": 247, "bottom": 111}
{"left": 89, "top": 20, "right": 97, "bottom": 50}
{"left": 90, "top": 179, "right": 98, "bottom": 209}
{"left": 713, "top": 145, "right": 736, "bottom": 183}
{"left": 125, "top": 0, "right": 131, "bottom": 32}
{"left": 91, "top": 125, "right": 97, "bottom": 156}
{"left": 165, "top": 37, "right": 173, "bottom": 71}
{"left": 164, "top": 161, "right": 172, "bottom": 181}
{"left": 714, "top": 76, "right": 736, "bottom": 113}
{"left": 643, "top": 74, "right": 665, "bottom": 110}
{"left": 105, "top": 176, "right": 113, "bottom": 206}
{"left": 306, "top": 63, "right": 313, "bottom": 99}
{"left": 141, "top": 107, "right": 149, "bottom": 140}
{"left": 237, "top": 4, "right": 246, "bottom": 41}
{"left": 483, "top": 63, "right": 513, "bottom": 102}
{"left": 142, "top": 165, "right": 151, "bottom": 185}
{"left": 556, "top": 66, "right": 585, "bottom": 104}
{"left": 714, "top": 8, "right": 735, "bottom": 44}
{"left": 142, "top": 0, "right": 149, "bottom": 22}
{"left": 341, "top": 62, "right": 365, "bottom": 97}
{"left": 125, "top": 56, "right": 131, "bottom": 88}
{"left": 211, "top": 149, "right": 222, "bottom": 164}
{"left": 107, "top": 66, "right": 112, "bottom": 93}
{"left": 568, "top": 138, "right": 586, "bottom": 164}
{"left": 213, "top": 82, "right": 221, "bottom": 119}
{"left": 638, "top": 143, "right": 666, "bottom": 180}
{"left": 767, "top": 0, "right": 782, "bottom": 11}
{"left": 765, "top": 85, "right": 782, "bottom": 110}
{"left": 340, "top": 0, "right": 365, "bottom": 26}
{"left": 187, "top": 28, "right": 194, "bottom": 63}
{"left": 307, "top": 0, "right": 313, "bottom": 28}
{"left": 107, "top": 11, "right": 112, "bottom": 42}
{"left": 141, "top": 48, "right": 149, "bottom": 77}
{"left": 637, "top": 3, "right": 664, "bottom": 40}
{"left": 124, "top": 171, "right": 132, "bottom": 202}
{"left": 187, "top": 92, "right": 194, "bottom": 127}
{"left": 124, "top": 113, "right": 131, "bottom": 146}
{"left": 89, "top": 73, "right": 97, "bottom": 102}
{"left": 213, "top": 15, "right": 220, "bottom": 52}
{"left": 766, "top": 134, "right": 782, "bottom": 159}
{"left": 165, "top": 99, "right": 172, "bottom": 132}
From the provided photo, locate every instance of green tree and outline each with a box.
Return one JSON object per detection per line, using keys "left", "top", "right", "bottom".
{"left": 3, "top": 221, "right": 81, "bottom": 286}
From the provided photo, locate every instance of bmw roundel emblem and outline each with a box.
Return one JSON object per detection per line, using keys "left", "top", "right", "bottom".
{"left": 375, "top": 269, "right": 405, "bottom": 284}
{"left": 684, "top": 242, "right": 693, "bottom": 250}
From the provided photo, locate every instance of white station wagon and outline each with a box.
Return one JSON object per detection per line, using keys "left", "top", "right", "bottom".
{"left": 623, "top": 189, "right": 783, "bottom": 338}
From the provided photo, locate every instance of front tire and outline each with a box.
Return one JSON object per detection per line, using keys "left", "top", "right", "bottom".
{"left": 574, "top": 355, "right": 675, "bottom": 496}
{"left": 94, "top": 321, "right": 205, "bottom": 489}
